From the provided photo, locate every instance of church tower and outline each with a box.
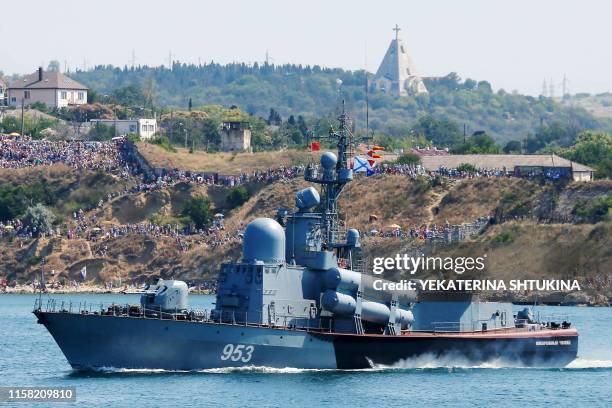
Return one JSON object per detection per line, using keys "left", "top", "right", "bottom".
{"left": 372, "top": 24, "right": 428, "bottom": 96}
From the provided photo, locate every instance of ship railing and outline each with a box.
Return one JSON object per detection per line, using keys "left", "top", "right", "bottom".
{"left": 215, "top": 309, "right": 332, "bottom": 332}
{"left": 35, "top": 299, "right": 337, "bottom": 333}
{"left": 538, "top": 312, "right": 570, "bottom": 323}
{"left": 430, "top": 319, "right": 527, "bottom": 333}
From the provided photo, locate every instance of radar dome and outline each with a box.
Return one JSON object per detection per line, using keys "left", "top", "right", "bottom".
{"left": 242, "top": 218, "right": 285, "bottom": 264}
{"left": 295, "top": 187, "right": 320, "bottom": 210}
{"left": 320, "top": 152, "right": 337, "bottom": 169}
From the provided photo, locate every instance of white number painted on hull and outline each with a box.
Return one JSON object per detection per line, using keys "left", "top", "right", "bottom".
{"left": 220, "top": 344, "right": 255, "bottom": 362}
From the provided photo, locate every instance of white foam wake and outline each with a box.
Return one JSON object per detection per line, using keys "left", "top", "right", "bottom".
{"left": 87, "top": 357, "right": 612, "bottom": 374}
{"left": 565, "top": 358, "right": 612, "bottom": 369}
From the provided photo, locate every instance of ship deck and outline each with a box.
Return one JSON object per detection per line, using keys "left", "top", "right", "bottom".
{"left": 34, "top": 298, "right": 578, "bottom": 339}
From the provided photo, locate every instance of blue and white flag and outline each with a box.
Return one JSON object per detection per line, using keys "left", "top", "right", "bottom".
{"left": 353, "top": 156, "right": 372, "bottom": 173}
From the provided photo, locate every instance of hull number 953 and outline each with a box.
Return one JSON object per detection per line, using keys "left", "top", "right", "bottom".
{"left": 220, "top": 344, "right": 255, "bottom": 362}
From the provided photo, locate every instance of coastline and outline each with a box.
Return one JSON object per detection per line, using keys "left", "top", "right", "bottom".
{"left": 0, "top": 284, "right": 215, "bottom": 295}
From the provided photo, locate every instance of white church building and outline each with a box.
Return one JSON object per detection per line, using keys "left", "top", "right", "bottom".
{"left": 371, "top": 24, "right": 428, "bottom": 96}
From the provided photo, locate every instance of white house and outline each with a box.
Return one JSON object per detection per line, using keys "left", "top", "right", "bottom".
{"left": 8, "top": 67, "right": 88, "bottom": 109}
{"left": 89, "top": 118, "right": 157, "bottom": 140}
{"left": 0, "top": 77, "right": 6, "bottom": 106}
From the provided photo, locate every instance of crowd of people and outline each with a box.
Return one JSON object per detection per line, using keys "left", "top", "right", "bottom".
{"left": 148, "top": 164, "right": 306, "bottom": 189}
{"left": 363, "top": 223, "right": 450, "bottom": 241}
{"left": 433, "top": 165, "right": 509, "bottom": 179}
{"left": 0, "top": 135, "right": 130, "bottom": 175}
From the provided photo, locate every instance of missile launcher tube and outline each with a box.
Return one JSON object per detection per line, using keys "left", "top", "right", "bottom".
{"left": 322, "top": 290, "right": 413, "bottom": 329}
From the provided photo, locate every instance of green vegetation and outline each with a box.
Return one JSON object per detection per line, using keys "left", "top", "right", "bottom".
{"left": 395, "top": 153, "right": 421, "bottom": 165}
{"left": 0, "top": 182, "right": 51, "bottom": 221}
{"left": 573, "top": 196, "right": 612, "bottom": 223}
{"left": 559, "top": 132, "right": 612, "bottom": 179}
{"left": 452, "top": 131, "right": 500, "bottom": 154}
{"left": 503, "top": 140, "right": 523, "bottom": 154}
{"left": 0, "top": 115, "right": 57, "bottom": 139}
{"left": 226, "top": 186, "right": 250, "bottom": 208}
{"left": 71, "top": 64, "right": 599, "bottom": 144}
{"left": 182, "top": 194, "right": 213, "bottom": 229}
{"left": 151, "top": 135, "right": 176, "bottom": 152}
{"left": 23, "top": 204, "right": 56, "bottom": 234}
{"left": 492, "top": 227, "right": 518, "bottom": 243}
{"left": 88, "top": 123, "right": 116, "bottom": 141}
{"left": 455, "top": 163, "right": 478, "bottom": 173}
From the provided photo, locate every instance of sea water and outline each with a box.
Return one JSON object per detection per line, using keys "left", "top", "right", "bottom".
{"left": 0, "top": 294, "right": 610, "bottom": 407}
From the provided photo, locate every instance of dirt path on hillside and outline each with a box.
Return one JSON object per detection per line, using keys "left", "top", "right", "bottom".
{"left": 425, "top": 179, "right": 458, "bottom": 223}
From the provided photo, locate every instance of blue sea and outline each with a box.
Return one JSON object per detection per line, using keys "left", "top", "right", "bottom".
{"left": 0, "top": 294, "right": 610, "bottom": 407}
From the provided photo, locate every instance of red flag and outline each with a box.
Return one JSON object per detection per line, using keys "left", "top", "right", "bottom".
{"left": 367, "top": 149, "right": 383, "bottom": 159}
{"left": 311, "top": 141, "right": 320, "bottom": 152}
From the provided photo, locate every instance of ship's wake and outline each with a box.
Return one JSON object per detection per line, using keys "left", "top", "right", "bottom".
{"left": 77, "top": 357, "right": 612, "bottom": 377}
{"left": 368, "top": 354, "right": 612, "bottom": 371}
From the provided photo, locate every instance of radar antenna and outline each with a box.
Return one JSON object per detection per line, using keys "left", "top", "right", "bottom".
{"left": 306, "top": 101, "right": 371, "bottom": 248}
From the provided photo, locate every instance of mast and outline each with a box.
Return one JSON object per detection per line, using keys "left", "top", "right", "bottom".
{"left": 307, "top": 102, "right": 369, "bottom": 249}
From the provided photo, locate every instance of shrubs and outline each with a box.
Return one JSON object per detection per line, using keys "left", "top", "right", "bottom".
{"left": 395, "top": 153, "right": 421, "bottom": 166}
{"left": 456, "top": 163, "right": 478, "bottom": 174}
{"left": 182, "top": 194, "right": 212, "bottom": 229}
{"left": 493, "top": 228, "right": 517, "bottom": 243}
{"left": 151, "top": 136, "right": 176, "bottom": 152}
{"left": 226, "top": 186, "right": 250, "bottom": 208}
{"left": 573, "top": 196, "right": 612, "bottom": 223}
{"left": 23, "top": 204, "right": 56, "bottom": 234}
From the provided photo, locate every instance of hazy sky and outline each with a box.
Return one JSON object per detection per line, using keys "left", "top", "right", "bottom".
{"left": 1, "top": 0, "right": 610, "bottom": 95}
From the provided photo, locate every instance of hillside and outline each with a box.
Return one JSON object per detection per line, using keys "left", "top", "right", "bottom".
{"left": 1, "top": 164, "right": 610, "bottom": 304}
{"left": 138, "top": 143, "right": 318, "bottom": 174}
{"left": 70, "top": 64, "right": 600, "bottom": 143}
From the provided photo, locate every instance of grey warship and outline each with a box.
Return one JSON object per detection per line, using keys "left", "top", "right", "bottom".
{"left": 34, "top": 109, "right": 578, "bottom": 370}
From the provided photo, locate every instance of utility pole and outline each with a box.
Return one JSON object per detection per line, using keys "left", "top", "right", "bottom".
{"left": 168, "top": 51, "right": 173, "bottom": 71}
{"left": 20, "top": 98, "right": 25, "bottom": 137}
{"left": 549, "top": 79, "right": 555, "bottom": 99}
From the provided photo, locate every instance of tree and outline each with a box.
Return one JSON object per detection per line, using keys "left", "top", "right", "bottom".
{"left": 47, "top": 60, "right": 61, "bottom": 72}
{"left": 503, "top": 140, "right": 522, "bottom": 154}
{"left": 297, "top": 115, "right": 308, "bottom": 137}
{"left": 456, "top": 163, "right": 478, "bottom": 173}
{"left": 23, "top": 204, "right": 56, "bottom": 234}
{"left": 188, "top": 98, "right": 193, "bottom": 111}
{"left": 182, "top": 195, "right": 213, "bottom": 229}
{"left": 88, "top": 123, "right": 115, "bottom": 141}
{"left": 112, "top": 85, "right": 147, "bottom": 107}
{"left": 226, "top": 186, "right": 250, "bottom": 208}
{"left": 267, "top": 108, "right": 281, "bottom": 126}
{"left": 395, "top": 153, "right": 421, "bottom": 165}
{"left": 561, "top": 131, "right": 612, "bottom": 179}
{"left": 453, "top": 131, "right": 500, "bottom": 154}
{"left": 411, "top": 115, "right": 462, "bottom": 148}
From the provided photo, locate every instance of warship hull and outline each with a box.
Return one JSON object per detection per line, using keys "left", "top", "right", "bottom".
{"left": 35, "top": 311, "right": 578, "bottom": 370}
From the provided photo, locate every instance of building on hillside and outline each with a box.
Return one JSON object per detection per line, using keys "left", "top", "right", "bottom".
{"left": 8, "top": 67, "right": 88, "bottom": 109}
{"left": 371, "top": 24, "right": 428, "bottom": 96}
{"left": 220, "top": 121, "right": 251, "bottom": 152}
{"left": 89, "top": 118, "right": 157, "bottom": 140}
{"left": 0, "top": 77, "right": 6, "bottom": 106}
{"left": 420, "top": 154, "right": 594, "bottom": 182}
{"left": 410, "top": 146, "right": 449, "bottom": 156}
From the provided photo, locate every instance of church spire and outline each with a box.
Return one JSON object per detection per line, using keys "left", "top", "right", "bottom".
{"left": 393, "top": 24, "right": 401, "bottom": 41}
{"left": 371, "top": 24, "right": 428, "bottom": 96}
